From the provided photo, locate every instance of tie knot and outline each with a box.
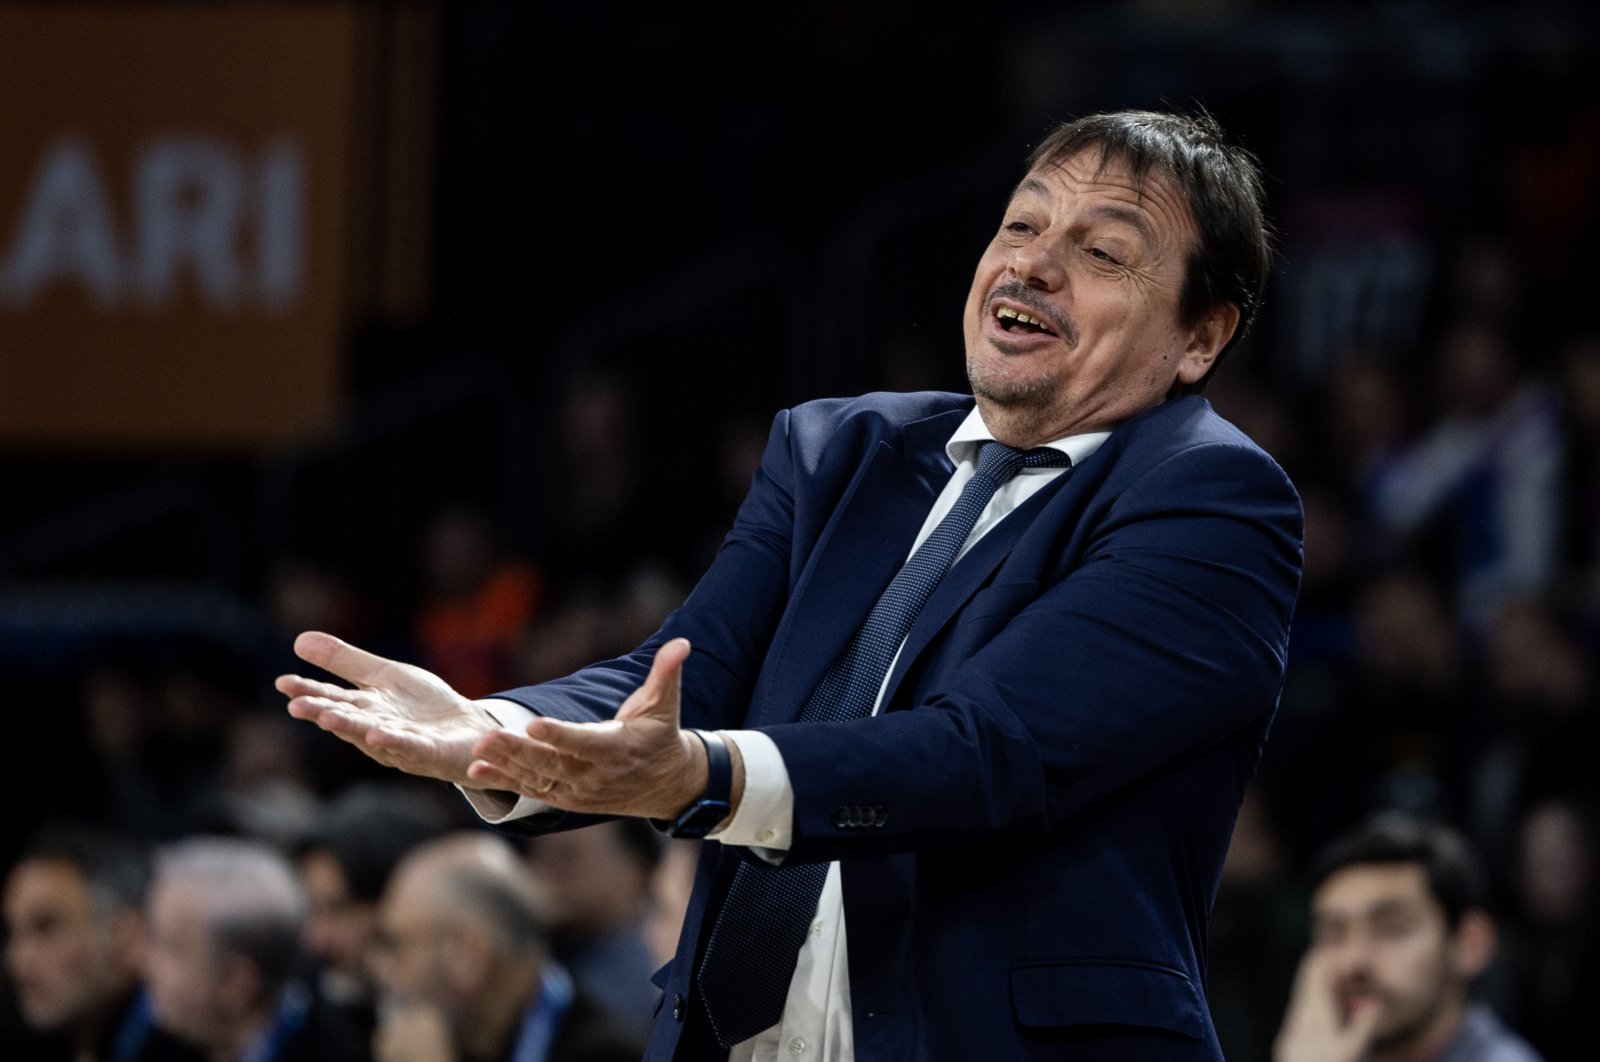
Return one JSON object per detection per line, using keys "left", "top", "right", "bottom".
{"left": 976, "top": 440, "right": 1073, "bottom": 480}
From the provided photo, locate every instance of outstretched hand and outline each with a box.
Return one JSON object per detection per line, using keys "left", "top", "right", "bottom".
{"left": 276, "top": 631, "right": 496, "bottom": 787}
{"left": 466, "top": 637, "right": 711, "bottom": 820}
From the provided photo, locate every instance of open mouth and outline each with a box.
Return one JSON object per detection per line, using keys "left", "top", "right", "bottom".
{"left": 993, "top": 305, "right": 1058, "bottom": 337}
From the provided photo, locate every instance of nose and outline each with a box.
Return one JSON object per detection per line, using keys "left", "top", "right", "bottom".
{"left": 1008, "top": 236, "right": 1065, "bottom": 292}
{"left": 1321, "top": 935, "right": 1375, "bottom": 981}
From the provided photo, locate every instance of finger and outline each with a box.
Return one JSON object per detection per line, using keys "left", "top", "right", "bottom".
{"left": 276, "top": 674, "right": 361, "bottom": 701}
{"left": 616, "top": 638, "right": 691, "bottom": 721}
{"left": 293, "top": 630, "right": 398, "bottom": 687}
{"left": 474, "top": 729, "right": 566, "bottom": 781}
{"left": 465, "top": 758, "right": 549, "bottom": 796}
{"left": 287, "top": 698, "right": 377, "bottom": 737}
{"left": 522, "top": 716, "right": 630, "bottom": 760}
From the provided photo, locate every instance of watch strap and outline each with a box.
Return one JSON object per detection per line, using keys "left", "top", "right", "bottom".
{"left": 653, "top": 729, "right": 733, "bottom": 838}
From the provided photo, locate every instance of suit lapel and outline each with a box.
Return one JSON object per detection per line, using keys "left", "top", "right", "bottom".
{"left": 750, "top": 407, "right": 966, "bottom": 726}
{"left": 880, "top": 465, "right": 1076, "bottom": 709}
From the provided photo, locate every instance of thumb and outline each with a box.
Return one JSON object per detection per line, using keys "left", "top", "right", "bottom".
{"left": 616, "top": 638, "right": 692, "bottom": 721}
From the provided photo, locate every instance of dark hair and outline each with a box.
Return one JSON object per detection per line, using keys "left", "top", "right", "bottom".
{"left": 1308, "top": 813, "right": 1487, "bottom": 929}
{"left": 1026, "top": 109, "right": 1272, "bottom": 392}
{"left": 14, "top": 822, "right": 153, "bottom": 915}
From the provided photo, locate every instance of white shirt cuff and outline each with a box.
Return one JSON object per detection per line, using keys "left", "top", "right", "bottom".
{"left": 709, "top": 730, "right": 793, "bottom": 859}
{"left": 455, "top": 697, "right": 553, "bottom": 824}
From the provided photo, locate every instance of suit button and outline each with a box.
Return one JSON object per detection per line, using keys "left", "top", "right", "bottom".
{"left": 832, "top": 807, "right": 850, "bottom": 829}
{"left": 672, "top": 992, "right": 684, "bottom": 1021}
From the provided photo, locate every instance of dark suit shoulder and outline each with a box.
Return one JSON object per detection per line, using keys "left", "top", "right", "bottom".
{"left": 1089, "top": 395, "right": 1299, "bottom": 504}
{"left": 786, "top": 390, "right": 970, "bottom": 441}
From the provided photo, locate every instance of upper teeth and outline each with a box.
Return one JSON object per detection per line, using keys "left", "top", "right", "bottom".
{"left": 995, "top": 306, "right": 1051, "bottom": 331}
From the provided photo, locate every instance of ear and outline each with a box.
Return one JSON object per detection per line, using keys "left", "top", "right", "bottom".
{"left": 1450, "top": 909, "right": 1497, "bottom": 981}
{"left": 1175, "top": 302, "right": 1242, "bottom": 386}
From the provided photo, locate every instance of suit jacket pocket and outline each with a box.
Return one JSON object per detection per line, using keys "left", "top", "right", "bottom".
{"left": 1009, "top": 958, "right": 1206, "bottom": 1040}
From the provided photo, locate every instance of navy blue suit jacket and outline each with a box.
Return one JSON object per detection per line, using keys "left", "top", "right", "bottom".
{"left": 493, "top": 391, "right": 1303, "bottom": 1061}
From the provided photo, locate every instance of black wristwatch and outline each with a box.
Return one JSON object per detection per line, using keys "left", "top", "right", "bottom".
{"left": 655, "top": 729, "right": 733, "bottom": 839}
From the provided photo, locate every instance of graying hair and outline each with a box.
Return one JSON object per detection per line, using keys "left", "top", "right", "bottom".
{"left": 154, "top": 837, "right": 306, "bottom": 995}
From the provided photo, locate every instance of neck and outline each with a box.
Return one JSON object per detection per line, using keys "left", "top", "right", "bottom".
{"left": 462, "top": 961, "right": 543, "bottom": 1060}
{"left": 973, "top": 398, "right": 1069, "bottom": 450}
{"left": 1371, "top": 998, "right": 1468, "bottom": 1062}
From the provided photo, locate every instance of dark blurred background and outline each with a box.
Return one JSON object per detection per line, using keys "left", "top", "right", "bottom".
{"left": 2, "top": 1, "right": 1598, "bottom": 1059}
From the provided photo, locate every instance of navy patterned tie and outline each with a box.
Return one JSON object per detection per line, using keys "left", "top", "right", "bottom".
{"left": 695, "top": 440, "right": 1073, "bottom": 1047}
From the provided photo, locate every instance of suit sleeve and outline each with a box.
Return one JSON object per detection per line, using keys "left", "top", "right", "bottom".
{"left": 488, "top": 408, "right": 799, "bottom": 734}
{"left": 760, "top": 438, "right": 1304, "bottom": 863}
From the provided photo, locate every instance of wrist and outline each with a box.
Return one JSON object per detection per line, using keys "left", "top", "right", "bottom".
{"left": 653, "top": 730, "right": 733, "bottom": 839}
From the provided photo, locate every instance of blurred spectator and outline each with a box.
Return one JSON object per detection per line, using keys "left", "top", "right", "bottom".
{"left": 522, "top": 819, "right": 664, "bottom": 1040}
{"left": 611, "top": 564, "right": 689, "bottom": 656}
{"left": 370, "top": 832, "right": 641, "bottom": 1062}
{"left": 1368, "top": 323, "right": 1563, "bottom": 631}
{"left": 78, "top": 660, "right": 173, "bottom": 842}
{"left": 1274, "top": 813, "right": 1541, "bottom": 1062}
{"left": 1556, "top": 334, "right": 1600, "bottom": 624}
{"left": 1465, "top": 602, "right": 1598, "bottom": 878}
{"left": 412, "top": 507, "right": 544, "bottom": 699}
{"left": 1496, "top": 800, "right": 1599, "bottom": 1061}
{"left": 538, "top": 375, "right": 657, "bottom": 584}
{"left": 1320, "top": 355, "right": 1410, "bottom": 500}
{"left": 294, "top": 783, "right": 455, "bottom": 1040}
{"left": 1264, "top": 572, "right": 1466, "bottom": 866}
{"left": 261, "top": 557, "right": 374, "bottom": 680}
{"left": 188, "top": 714, "right": 322, "bottom": 848}
{"left": 144, "top": 838, "right": 368, "bottom": 1062}
{"left": 3, "top": 824, "right": 201, "bottom": 1061}
{"left": 511, "top": 595, "right": 612, "bottom": 688}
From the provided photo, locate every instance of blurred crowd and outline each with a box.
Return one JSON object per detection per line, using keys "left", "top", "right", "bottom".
{"left": 8, "top": 235, "right": 1598, "bottom": 1056}
{"left": 5, "top": 10, "right": 1600, "bottom": 1061}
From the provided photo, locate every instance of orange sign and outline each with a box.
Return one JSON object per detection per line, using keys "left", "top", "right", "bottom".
{"left": 0, "top": 3, "right": 357, "bottom": 450}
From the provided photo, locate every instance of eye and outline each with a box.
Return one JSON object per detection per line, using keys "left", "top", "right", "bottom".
{"left": 1004, "top": 220, "right": 1035, "bottom": 236}
{"left": 1087, "top": 246, "right": 1122, "bottom": 265}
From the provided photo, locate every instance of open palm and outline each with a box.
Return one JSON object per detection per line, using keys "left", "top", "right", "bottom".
{"left": 276, "top": 631, "right": 495, "bottom": 786}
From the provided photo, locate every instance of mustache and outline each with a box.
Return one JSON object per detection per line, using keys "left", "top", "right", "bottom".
{"left": 984, "top": 282, "right": 1078, "bottom": 347}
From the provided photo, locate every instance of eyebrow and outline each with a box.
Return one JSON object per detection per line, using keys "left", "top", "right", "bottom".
{"left": 1081, "top": 203, "right": 1155, "bottom": 245}
{"left": 1007, "top": 180, "right": 1157, "bottom": 245}
{"left": 1314, "top": 898, "right": 1424, "bottom": 924}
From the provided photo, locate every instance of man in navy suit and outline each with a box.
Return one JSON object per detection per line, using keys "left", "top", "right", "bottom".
{"left": 279, "top": 109, "right": 1303, "bottom": 1060}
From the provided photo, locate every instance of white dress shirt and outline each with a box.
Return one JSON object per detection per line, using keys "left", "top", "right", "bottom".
{"left": 465, "top": 407, "right": 1110, "bottom": 1062}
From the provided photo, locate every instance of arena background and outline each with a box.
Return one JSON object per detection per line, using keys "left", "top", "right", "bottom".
{"left": 2, "top": 2, "right": 1597, "bottom": 1059}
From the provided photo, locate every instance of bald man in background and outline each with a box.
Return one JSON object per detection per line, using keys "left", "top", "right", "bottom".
{"left": 370, "top": 831, "right": 642, "bottom": 1062}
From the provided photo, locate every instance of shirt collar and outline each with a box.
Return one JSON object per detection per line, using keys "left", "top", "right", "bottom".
{"left": 945, "top": 406, "right": 1111, "bottom": 468}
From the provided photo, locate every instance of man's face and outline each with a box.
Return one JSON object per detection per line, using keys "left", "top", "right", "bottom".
{"left": 963, "top": 150, "right": 1224, "bottom": 439}
{"left": 300, "top": 850, "right": 376, "bottom": 980}
{"left": 3, "top": 859, "right": 134, "bottom": 1032}
{"left": 1309, "top": 864, "right": 1465, "bottom": 1049}
{"left": 369, "top": 878, "right": 457, "bottom": 1017}
{"left": 143, "top": 881, "right": 230, "bottom": 1050}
